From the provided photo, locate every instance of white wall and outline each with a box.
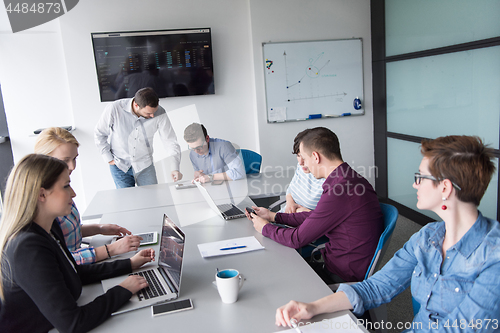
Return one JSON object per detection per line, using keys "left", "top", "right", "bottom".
{"left": 0, "top": 0, "right": 374, "bottom": 213}
{"left": 59, "top": 0, "right": 259, "bottom": 209}
{"left": 249, "top": 0, "right": 376, "bottom": 184}
{"left": 0, "top": 15, "right": 86, "bottom": 209}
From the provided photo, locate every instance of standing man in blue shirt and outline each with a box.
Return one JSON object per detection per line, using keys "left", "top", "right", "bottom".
{"left": 183, "top": 123, "right": 245, "bottom": 183}
{"left": 95, "top": 87, "right": 182, "bottom": 188}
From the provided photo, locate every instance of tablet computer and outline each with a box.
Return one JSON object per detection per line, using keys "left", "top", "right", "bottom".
{"left": 112, "top": 231, "right": 159, "bottom": 246}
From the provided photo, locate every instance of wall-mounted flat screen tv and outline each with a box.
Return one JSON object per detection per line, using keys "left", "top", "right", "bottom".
{"left": 91, "top": 28, "right": 214, "bottom": 102}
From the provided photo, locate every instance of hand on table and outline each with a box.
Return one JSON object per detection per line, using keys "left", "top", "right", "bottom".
{"left": 171, "top": 170, "right": 183, "bottom": 182}
{"left": 193, "top": 170, "right": 210, "bottom": 183}
{"left": 275, "top": 300, "right": 316, "bottom": 328}
{"left": 244, "top": 206, "right": 273, "bottom": 234}
{"left": 130, "top": 248, "right": 155, "bottom": 270}
{"left": 250, "top": 214, "right": 269, "bottom": 233}
{"left": 250, "top": 206, "right": 275, "bottom": 221}
{"left": 193, "top": 170, "right": 205, "bottom": 179}
{"left": 99, "top": 224, "right": 131, "bottom": 236}
{"left": 120, "top": 249, "right": 155, "bottom": 294}
{"left": 109, "top": 235, "right": 143, "bottom": 256}
{"left": 119, "top": 275, "right": 149, "bottom": 294}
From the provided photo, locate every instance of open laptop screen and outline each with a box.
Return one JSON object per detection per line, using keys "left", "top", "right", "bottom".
{"left": 158, "top": 215, "right": 185, "bottom": 288}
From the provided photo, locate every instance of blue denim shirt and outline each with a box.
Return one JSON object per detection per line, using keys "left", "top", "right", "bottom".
{"left": 339, "top": 212, "right": 500, "bottom": 332}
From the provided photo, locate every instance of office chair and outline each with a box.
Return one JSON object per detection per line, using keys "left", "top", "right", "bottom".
{"left": 268, "top": 197, "right": 286, "bottom": 212}
{"left": 313, "top": 203, "right": 398, "bottom": 280}
{"left": 297, "top": 236, "right": 329, "bottom": 258}
{"left": 361, "top": 203, "right": 398, "bottom": 280}
{"left": 237, "top": 149, "right": 262, "bottom": 174}
{"left": 311, "top": 203, "right": 398, "bottom": 333}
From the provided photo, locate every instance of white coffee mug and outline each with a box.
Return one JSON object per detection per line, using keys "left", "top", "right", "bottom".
{"left": 215, "top": 269, "right": 244, "bottom": 304}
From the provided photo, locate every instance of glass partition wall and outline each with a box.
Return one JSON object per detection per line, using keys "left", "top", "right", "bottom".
{"left": 372, "top": 0, "right": 500, "bottom": 224}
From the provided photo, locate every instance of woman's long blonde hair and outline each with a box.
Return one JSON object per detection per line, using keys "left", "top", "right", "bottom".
{"left": 0, "top": 154, "right": 67, "bottom": 300}
{"left": 34, "top": 127, "right": 79, "bottom": 155}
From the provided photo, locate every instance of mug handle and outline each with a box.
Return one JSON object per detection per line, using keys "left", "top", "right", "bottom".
{"left": 238, "top": 274, "right": 245, "bottom": 291}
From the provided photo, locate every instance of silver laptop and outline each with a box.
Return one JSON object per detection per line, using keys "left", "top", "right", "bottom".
{"left": 194, "top": 181, "right": 246, "bottom": 220}
{"left": 101, "top": 214, "right": 185, "bottom": 315}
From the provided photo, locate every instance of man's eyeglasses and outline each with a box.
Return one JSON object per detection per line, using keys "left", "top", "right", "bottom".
{"left": 414, "top": 172, "right": 461, "bottom": 191}
{"left": 188, "top": 141, "right": 207, "bottom": 151}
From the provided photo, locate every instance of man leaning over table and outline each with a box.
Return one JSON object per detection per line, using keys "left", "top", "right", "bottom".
{"left": 94, "top": 87, "right": 182, "bottom": 189}
{"left": 246, "top": 127, "right": 384, "bottom": 284}
{"left": 184, "top": 123, "right": 245, "bottom": 183}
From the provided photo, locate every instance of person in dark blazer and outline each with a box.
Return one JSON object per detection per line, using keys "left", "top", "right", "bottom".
{"left": 0, "top": 154, "right": 155, "bottom": 333}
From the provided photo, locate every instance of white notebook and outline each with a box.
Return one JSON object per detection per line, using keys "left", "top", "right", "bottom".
{"left": 197, "top": 236, "right": 264, "bottom": 258}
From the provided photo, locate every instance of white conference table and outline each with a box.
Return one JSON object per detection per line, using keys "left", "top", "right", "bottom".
{"left": 82, "top": 171, "right": 293, "bottom": 220}
{"left": 76, "top": 199, "right": 368, "bottom": 333}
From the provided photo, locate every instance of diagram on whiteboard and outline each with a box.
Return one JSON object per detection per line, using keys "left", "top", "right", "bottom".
{"left": 263, "top": 39, "right": 363, "bottom": 122}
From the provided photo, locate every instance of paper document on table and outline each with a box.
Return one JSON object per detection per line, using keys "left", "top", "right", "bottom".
{"left": 273, "top": 314, "right": 365, "bottom": 333}
{"left": 197, "top": 236, "right": 264, "bottom": 258}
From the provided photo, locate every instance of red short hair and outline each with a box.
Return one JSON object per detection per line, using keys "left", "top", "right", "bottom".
{"left": 421, "top": 135, "right": 496, "bottom": 206}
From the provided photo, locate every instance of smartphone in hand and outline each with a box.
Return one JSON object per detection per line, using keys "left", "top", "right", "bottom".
{"left": 245, "top": 207, "right": 255, "bottom": 218}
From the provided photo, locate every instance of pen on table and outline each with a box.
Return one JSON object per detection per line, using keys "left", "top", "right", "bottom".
{"left": 220, "top": 245, "right": 247, "bottom": 251}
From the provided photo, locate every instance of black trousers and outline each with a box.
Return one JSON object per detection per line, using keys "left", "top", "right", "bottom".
{"left": 308, "top": 260, "right": 346, "bottom": 285}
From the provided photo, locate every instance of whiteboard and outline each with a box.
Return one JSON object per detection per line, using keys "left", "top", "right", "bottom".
{"left": 263, "top": 38, "right": 364, "bottom": 123}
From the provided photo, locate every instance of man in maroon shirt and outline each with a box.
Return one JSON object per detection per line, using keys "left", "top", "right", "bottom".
{"left": 247, "top": 127, "right": 383, "bottom": 283}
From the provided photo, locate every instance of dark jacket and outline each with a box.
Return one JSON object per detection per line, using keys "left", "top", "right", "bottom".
{"left": 0, "top": 221, "right": 132, "bottom": 333}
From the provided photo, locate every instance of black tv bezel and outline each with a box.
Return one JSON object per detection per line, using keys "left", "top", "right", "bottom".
{"left": 91, "top": 27, "right": 214, "bottom": 102}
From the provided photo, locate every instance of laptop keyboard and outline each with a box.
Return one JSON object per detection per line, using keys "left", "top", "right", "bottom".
{"left": 218, "top": 203, "right": 244, "bottom": 217}
{"left": 132, "top": 269, "right": 167, "bottom": 301}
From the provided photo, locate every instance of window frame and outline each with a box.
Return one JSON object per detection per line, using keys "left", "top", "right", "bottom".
{"left": 371, "top": 0, "right": 500, "bottom": 225}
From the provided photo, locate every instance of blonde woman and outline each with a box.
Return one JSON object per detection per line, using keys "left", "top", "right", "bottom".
{"left": 35, "top": 127, "right": 142, "bottom": 264}
{"left": 0, "top": 154, "right": 154, "bottom": 332}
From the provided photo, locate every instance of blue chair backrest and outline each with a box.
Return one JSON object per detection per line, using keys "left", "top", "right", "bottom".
{"left": 364, "top": 203, "right": 398, "bottom": 279}
{"left": 237, "top": 149, "right": 262, "bottom": 174}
